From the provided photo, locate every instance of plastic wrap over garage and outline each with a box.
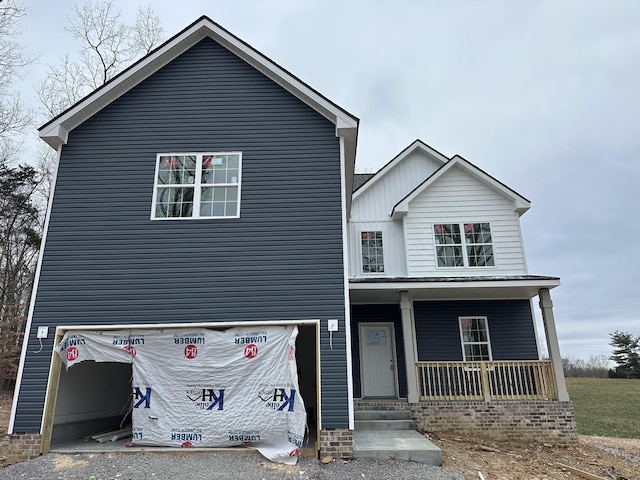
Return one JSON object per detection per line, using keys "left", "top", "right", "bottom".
{"left": 55, "top": 325, "right": 306, "bottom": 464}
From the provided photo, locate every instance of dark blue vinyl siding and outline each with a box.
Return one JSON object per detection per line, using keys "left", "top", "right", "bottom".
{"left": 350, "top": 304, "right": 407, "bottom": 398}
{"left": 14, "top": 38, "right": 348, "bottom": 431}
{"left": 414, "top": 300, "right": 538, "bottom": 361}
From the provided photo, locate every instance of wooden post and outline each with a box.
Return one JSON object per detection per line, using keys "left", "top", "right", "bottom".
{"left": 539, "top": 288, "right": 569, "bottom": 401}
{"left": 40, "top": 331, "right": 64, "bottom": 454}
{"left": 480, "top": 362, "right": 491, "bottom": 402}
{"left": 400, "top": 292, "right": 419, "bottom": 403}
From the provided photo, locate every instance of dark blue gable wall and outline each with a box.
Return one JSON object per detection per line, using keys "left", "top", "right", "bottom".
{"left": 350, "top": 304, "right": 408, "bottom": 398}
{"left": 14, "top": 39, "right": 348, "bottom": 431}
{"left": 414, "top": 300, "right": 538, "bottom": 361}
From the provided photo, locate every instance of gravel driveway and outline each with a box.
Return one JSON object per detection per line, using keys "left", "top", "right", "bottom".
{"left": 0, "top": 452, "right": 464, "bottom": 480}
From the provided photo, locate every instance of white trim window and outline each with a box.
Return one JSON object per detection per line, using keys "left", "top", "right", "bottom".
{"left": 152, "top": 152, "right": 241, "bottom": 219}
{"left": 459, "top": 316, "right": 492, "bottom": 361}
{"left": 434, "top": 222, "right": 495, "bottom": 267}
{"left": 361, "top": 231, "right": 384, "bottom": 273}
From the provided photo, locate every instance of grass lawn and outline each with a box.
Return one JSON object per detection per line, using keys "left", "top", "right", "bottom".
{"left": 566, "top": 377, "right": 640, "bottom": 438}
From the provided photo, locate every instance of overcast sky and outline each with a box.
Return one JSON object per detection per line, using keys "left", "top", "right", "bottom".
{"left": 16, "top": 1, "right": 640, "bottom": 361}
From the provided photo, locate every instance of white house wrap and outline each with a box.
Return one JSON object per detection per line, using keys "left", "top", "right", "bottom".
{"left": 55, "top": 326, "right": 306, "bottom": 464}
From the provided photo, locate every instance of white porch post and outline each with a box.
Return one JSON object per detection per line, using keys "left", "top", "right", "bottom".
{"left": 400, "top": 291, "right": 419, "bottom": 403}
{"left": 538, "top": 288, "right": 569, "bottom": 401}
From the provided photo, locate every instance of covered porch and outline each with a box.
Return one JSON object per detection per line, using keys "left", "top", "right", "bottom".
{"left": 349, "top": 276, "right": 568, "bottom": 403}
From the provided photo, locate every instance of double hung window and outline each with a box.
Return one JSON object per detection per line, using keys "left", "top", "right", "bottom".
{"left": 152, "top": 152, "right": 241, "bottom": 219}
{"left": 434, "top": 222, "right": 494, "bottom": 267}
{"left": 459, "top": 317, "right": 492, "bottom": 361}
{"left": 361, "top": 231, "right": 384, "bottom": 273}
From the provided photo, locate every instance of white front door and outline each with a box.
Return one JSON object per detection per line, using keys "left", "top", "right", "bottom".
{"left": 360, "top": 324, "right": 397, "bottom": 397}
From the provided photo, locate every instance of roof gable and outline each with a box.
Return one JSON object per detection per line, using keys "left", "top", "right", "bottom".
{"left": 352, "top": 139, "right": 448, "bottom": 198}
{"left": 39, "top": 15, "right": 358, "bottom": 149}
{"left": 391, "top": 154, "right": 531, "bottom": 218}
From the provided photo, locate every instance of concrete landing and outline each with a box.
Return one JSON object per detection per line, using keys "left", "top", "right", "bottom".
{"left": 352, "top": 429, "right": 442, "bottom": 465}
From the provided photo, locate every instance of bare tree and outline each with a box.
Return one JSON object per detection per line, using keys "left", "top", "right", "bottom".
{"left": 0, "top": 0, "right": 33, "bottom": 159}
{"left": 38, "top": 1, "right": 164, "bottom": 117}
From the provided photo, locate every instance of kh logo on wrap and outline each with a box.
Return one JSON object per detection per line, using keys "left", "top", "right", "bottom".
{"left": 185, "top": 387, "right": 225, "bottom": 410}
{"left": 132, "top": 387, "right": 151, "bottom": 408}
{"left": 258, "top": 388, "right": 296, "bottom": 411}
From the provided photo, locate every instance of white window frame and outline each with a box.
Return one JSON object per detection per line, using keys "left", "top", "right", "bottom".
{"left": 360, "top": 230, "right": 385, "bottom": 274}
{"left": 458, "top": 316, "right": 493, "bottom": 361}
{"left": 151, "top": 152, "right": 242, "bottom": 220}
{"left": 433, "top": 222, "right": 495, "bottom": 268}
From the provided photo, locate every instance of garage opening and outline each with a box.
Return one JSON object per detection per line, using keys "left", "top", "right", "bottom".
{"left": 47, "top": 323, "right": 319, "bottom": 459}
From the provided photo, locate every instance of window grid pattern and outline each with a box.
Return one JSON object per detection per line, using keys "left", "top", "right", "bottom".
{"left": 434, "top": 222, "right": 494, "bottom": 267}
{"left": 459, "top": 317, "right": 492, "bottom": 361}
{"left": 153, "top": 152, "right": 241, "bottom": 219}
{"left": 361, "top": 231, "right": 384, "bottom": 273}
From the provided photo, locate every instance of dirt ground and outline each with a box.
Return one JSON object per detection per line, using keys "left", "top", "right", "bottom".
{"left": 430, "top": 432, "right": 640, "bottom": 480}
{"left": 1, "top": 393, "right": 639, "bottom": 478}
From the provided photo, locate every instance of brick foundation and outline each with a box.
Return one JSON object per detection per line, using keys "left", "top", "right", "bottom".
{"left": 356, "top": 400, "right": 577, "bottom": 445}
{"left": 319, "top": 428, "right": 353, "bottom": 458}
{"left": 0, "top": 433, "right": 41, "bottom": 466}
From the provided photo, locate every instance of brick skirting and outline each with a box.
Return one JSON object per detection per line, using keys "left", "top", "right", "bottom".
{"left": 0, "top": 433, "right": 41, "bottom": 466}
{"left": 356, "top": 400, "right": 577, "bottom": 445}
{"left": 319, "top": 428, "right": 353, "bottom": 458}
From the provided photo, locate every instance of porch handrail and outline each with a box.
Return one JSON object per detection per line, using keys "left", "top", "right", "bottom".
{"left": 415, "top": 360, "right": 558, "bottom": 401}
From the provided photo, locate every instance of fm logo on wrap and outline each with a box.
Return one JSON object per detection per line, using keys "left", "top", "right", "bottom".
{"left": 133, "top": 387, "right": 152, "bottom": 408}
{"left": 123, "top": 345, "right": 136, "bottom": 357}
{"left": 56, "top": 333, "right": 86, "bottom": 361}
{"left": 258, "top": 388, "right": 296, "bottom": 411}
{"left": 243, "top": 343, "right": 258, "bottom": 358}
{"left": 184, "top": 344, "right": 198, "bottom": 359}
{"left": 185, "top": 387, "right": 225, "bottom": 410}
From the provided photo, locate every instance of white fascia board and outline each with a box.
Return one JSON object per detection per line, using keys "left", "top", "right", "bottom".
{"left": 390, "top": 159, "right": 457, "bottom": 218}
{"left": 54, "top": 319, "right": 321, "bottom": 333}
{"left": 391, "top": 156, "right": 532, "bottom": 219}
{"left": 452, "top": 155, "right": 531, "bottom": 213}
{"left": 353, "top": 140, "right": 449, "bottom": 201}
{"left": 39, "top": 17, "right": 358, "bottom": 148}
{"left": 349, "top": 278, "right": 561, "bottom": 291}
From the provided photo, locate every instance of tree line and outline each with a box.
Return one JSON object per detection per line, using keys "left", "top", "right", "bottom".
{"left": 0, "top": 0, "right": 163, "bottom": 393}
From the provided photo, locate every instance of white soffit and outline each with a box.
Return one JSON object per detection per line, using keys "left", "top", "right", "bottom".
{"left": 39, "top": 16, "right": 358, "bottom": 149}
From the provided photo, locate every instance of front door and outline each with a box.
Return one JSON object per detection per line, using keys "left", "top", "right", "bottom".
{"left": 360, "top": 324, "right": 397, "bottom": 397}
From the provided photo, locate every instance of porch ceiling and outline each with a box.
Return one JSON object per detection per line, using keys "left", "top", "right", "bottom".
{"left": 349, "top": 275, "right": 560, "bottom": 303}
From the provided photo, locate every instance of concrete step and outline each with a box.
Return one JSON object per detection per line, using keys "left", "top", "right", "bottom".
{"left": 354, "top": 410, "right": 413, "bottom": 421}
{"left": 355, "top": 419, "right": 415, "bottom": 430}
{"left": 352, "top": 429, "right": 442, "bottom": 465}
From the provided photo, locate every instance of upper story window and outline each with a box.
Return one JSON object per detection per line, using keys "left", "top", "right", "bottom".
{"left": 434, "top": 222, "right": 494, "bottom": 267}
{"left": 459, "top": 317, "right": 492, "bottom": 361}
{"left": 152, "top": 152, "right": 241, "bottom": 220}
{"left": 361, "top": 231, "right": 384, "bottom": 273}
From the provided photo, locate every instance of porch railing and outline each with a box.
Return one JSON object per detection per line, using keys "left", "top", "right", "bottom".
{"left": 416, "top": 360, "right": 557, "bottom": 401}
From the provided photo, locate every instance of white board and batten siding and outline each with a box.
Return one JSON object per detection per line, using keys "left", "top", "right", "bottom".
{"left": 403, "top": 165, "right": 528, "bottom": 277}
{"left": 349, "top": 148, "right": 443, "bottom": 278}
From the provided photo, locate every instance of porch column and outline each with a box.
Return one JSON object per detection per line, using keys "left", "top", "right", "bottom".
{"left": 400, "top": 291, "right": 419, "bottom": 403}
{"left": 538, "top": 288, "right": 569, "bottom": 401}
